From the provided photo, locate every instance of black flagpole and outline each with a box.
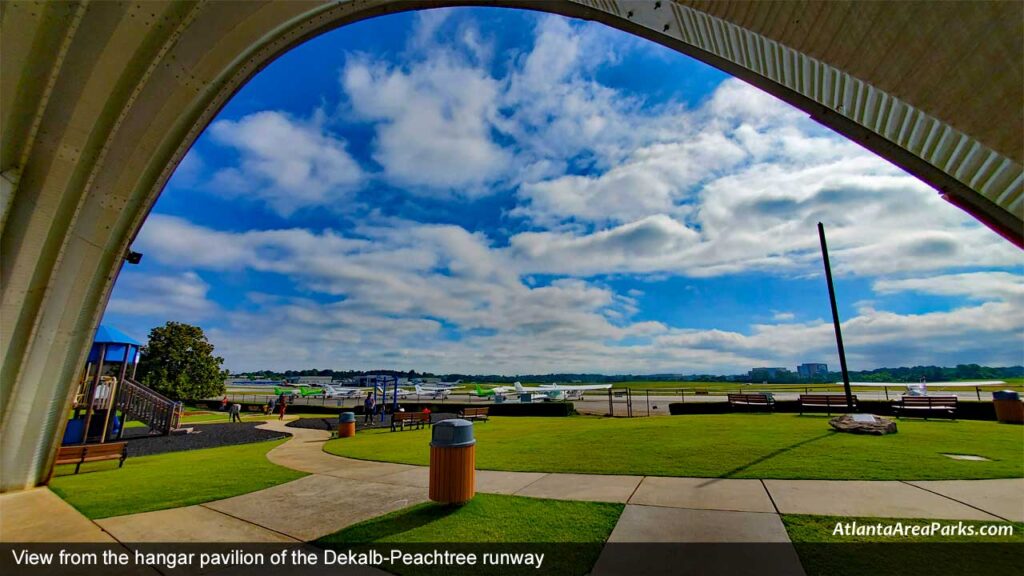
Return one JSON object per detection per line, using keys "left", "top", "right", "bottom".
{"left": 818, "top": 222, "right": 854, "bottom": 411}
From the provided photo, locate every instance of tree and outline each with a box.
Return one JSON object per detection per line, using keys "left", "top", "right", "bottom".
{"left": 138, "top": 322, "right": 226, "bottom": 401}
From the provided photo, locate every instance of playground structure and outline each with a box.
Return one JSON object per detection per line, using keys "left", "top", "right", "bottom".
{"left": 63, "top": 325, "right": 182, "bottom": 446}
{"left": 369, "top": 374, "right": 402, "bottom": 419}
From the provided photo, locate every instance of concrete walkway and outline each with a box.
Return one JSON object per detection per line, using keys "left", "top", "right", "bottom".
{"left": 3, "top": 418, "right": 1021, "bottom": 575}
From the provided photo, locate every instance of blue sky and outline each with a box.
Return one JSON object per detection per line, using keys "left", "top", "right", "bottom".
{"left": 104, "top": 8, "right": 1023, "bottom": 374}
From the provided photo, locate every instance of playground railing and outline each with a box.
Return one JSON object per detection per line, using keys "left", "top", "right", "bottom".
{"left": 117, "top": 378, "right": 181, "bottom": 435}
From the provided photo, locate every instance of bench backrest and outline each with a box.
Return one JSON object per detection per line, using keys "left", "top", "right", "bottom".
{"left": 462, "top": 407, "right": 488, "bottom": 416}
{"left": 799, "top": 394, "right": 858, "bottom": 405}
{"left": 728, "top": 393, "right": 772, "bottom": 403}
{"left": 900, "top": 395, "right": 958, "bottom": 407}
{"left": 57, "top": 442, "right": 125, "bottom": 459}
{"left": 393, "top": 412, "right": 421, "bottom": 421}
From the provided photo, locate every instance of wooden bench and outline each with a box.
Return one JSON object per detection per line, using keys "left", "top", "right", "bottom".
{"left": 894, "top": 395, "right": 958, "bottom": 420}
{"left": 55, "top": 442, "right": 127, "bottom": 474}
{"left": 460, "top": 407, "right": 489, "bottom": 422}
{"left": 799, "top": 394, "right": 858, "bottom": 415}
{"left": 390, "top": 412, "right": 430, "bottom": 432}
{"left": 727, "top": 393, "right": 775, "bottom": 412}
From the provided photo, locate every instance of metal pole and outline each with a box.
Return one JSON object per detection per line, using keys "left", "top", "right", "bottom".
{"left": 82, "top": 344, "right": 106, "bottom": 444}
{"left": 818, "top": 222, "right": 854, "bottom": 411}
{"left": 646, "top": 389, "right": 650, "bottom": 416}
{"left": 608, "top": 388, "right": 613, "bottom": 416}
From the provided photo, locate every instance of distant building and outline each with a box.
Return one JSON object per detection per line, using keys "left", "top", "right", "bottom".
{"left": 748, "top": 367, "right": 792, "bottom": 381}
{"left": 296, "top": 376, "right": 332, "bottom": 385}
{"left": 797, "top": 363, "right": 829, "bottom": 379}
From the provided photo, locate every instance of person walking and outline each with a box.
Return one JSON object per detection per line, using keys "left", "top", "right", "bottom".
{"left": 267, "top": 396, "right": 276, "bottom": 416}
{"left": 363, "top": 393, "right": 376, "bottom": 424}
{"left": 278, "top": 393, "right": 288, "bottom": 420}
{"left": 220, "top": 395, "right": 229, "bottom": 411}
{"left": 229, "top": 403, "right": 242, "bottom": 423}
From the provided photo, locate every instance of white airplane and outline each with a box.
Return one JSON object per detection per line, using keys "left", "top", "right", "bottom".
{"left": 414, "top": 384, "right": 457, "bottom": 399}
{"left": 320, "top": 383, "right": 410, "bottom": 399}
{"left": 514, "top": 382, "right": 612, "bottom": 401}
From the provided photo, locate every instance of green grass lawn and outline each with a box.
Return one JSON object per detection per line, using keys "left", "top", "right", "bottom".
{"left": 50, "top": 439, "right": 306, "bottom": 519}
{"left": 324, "top": 415, "right": 1024, "bottom": 480}
{"left": 317, "top": 494, "right": 622, "bottom": 576}
{"left": 784, "top": 514, "right": 1023, "bottom": 575}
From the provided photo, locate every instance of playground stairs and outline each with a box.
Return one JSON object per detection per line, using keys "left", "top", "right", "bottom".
{"left": 117, "top": 378, "right": 183, "bottom": 435}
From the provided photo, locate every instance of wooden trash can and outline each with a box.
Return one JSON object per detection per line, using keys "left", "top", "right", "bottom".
{"left": 993, "top": 391, "right": 1023, "bottom": 424}
{"left": 338, "top": 412, "right": 356, "bottom": 437}
{"left": 429, "top": 419, "right": 475, "bottom": 505}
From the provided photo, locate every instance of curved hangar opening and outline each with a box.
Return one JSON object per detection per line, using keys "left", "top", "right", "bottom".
{"left": 1, "top": 0, "right": 1021, "bottom": 491}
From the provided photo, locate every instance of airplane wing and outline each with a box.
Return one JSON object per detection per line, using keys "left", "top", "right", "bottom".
{"left": 538, "top": 384, "right": 612, "bottom": 391}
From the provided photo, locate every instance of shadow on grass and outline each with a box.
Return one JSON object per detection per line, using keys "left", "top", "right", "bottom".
{"left": 317, "top": 502, "right": 460, "bottom": 544}
{"left": 701, "top": 431, "right": 836, "bottom": 485}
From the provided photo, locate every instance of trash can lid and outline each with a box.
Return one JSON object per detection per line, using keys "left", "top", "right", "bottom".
{"left": 339, "top": 411, "right": 356, "bottom": 422}
{"left": 993, "top": 390, "right": 1020, "bottom": 401}
{"left": 431, "top": 418, "right": 475, "bottom": 447}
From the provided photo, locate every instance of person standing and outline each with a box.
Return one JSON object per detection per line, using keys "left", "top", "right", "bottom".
{"left": 268, "top": 396, "right": 276, "bottom": 416}
{"left": 363, "top": 393, "right": 376, "bottom": 424}
{"left": 278, "top": 393, "right": 288, "bottom": 420}
{"left": 229, "top": 403, "right": 242, "bottom": 423}
{"left": 220, "top": 395, "right": 229, "bottom": 411}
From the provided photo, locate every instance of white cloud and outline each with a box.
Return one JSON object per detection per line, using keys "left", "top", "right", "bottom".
{"left": 131, "top": 214, "right": 1024, "bottom": 373}
{"left": 208, "top": 111, "right": 364, "bottom": 215}
{"left": 341, "top": 53, "right": 510, "bottom": 194}
{"left": 107, "top": 271, "right": 215, "bottom": 321}
{"left": 873, "top": 272, "right": 1024, "bottom": 304}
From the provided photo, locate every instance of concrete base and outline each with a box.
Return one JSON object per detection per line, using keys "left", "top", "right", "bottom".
{"left": 0, "top": 487, "right": 116, "bottom": 542}
{"left": 477, "top": 470, "right": 548, "bottom": 495}
{"left": 592, "top": 505, "right": 803, "bottom": 576}
{"left": 630, "top": 477, "right": 776, "bottom": 513}
{"left": 204, "top": 474, "right": 428, "bottom": 541}
{"left": 764, "top": 480, "right": 1002, "bottom": 520}
{"left": 908, "top": 479, "right": 1024, "bottom": 522}
{"left": 514, "top": 473, "right": 641, "bottom": 503}
{"left": 97, "top": 505, "right": 297, "bottom": 543}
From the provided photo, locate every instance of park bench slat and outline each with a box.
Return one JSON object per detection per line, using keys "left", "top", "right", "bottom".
{"left": 459, "top": 407, "right": 489, "bottom": 422}
{"left": 55, "top": 442, "right": 128, "bottom": 474}
{"left": 390, "top": 412, "right": 431, "bottom": 432}
{"left": 894, "top": 395, "right": 958, "bottom": 420}
{"left": 727, "top": 393, "right": 775, "bottom": 412}
{"left": 798, "top": 394, "right": 858, "bottom": 415}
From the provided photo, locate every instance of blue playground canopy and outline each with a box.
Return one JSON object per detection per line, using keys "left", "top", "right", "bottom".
{"left": 88, "top": 324, "right": 142, "bottom": 363}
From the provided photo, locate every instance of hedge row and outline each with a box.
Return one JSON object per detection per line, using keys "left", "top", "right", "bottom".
{"left": 668, "top": 399, "right": 997, "bottom": 420}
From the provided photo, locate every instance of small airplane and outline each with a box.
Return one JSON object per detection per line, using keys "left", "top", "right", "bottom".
{"left": 516, "top": 382, "right": 612, "bottom": 401}
{"left": 413, "top": 384, "right": 457, "bottom": 399}
{"left": 472, "top": 384, "right": 514, "bottom": 399}
{"left": 273, "top": 385, "right": 324, "bottom": 398}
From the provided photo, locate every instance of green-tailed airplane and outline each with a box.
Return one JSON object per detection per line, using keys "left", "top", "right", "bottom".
{"left": 274, "top": 385, "right": 323, "bottom": 397}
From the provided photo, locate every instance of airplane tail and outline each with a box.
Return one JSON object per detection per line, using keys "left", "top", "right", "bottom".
{"left": 415, "top": 384, "right": 424, "bottom": 394}
{"left": 514, "top": 382, "right": 524, "bottom": 393}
